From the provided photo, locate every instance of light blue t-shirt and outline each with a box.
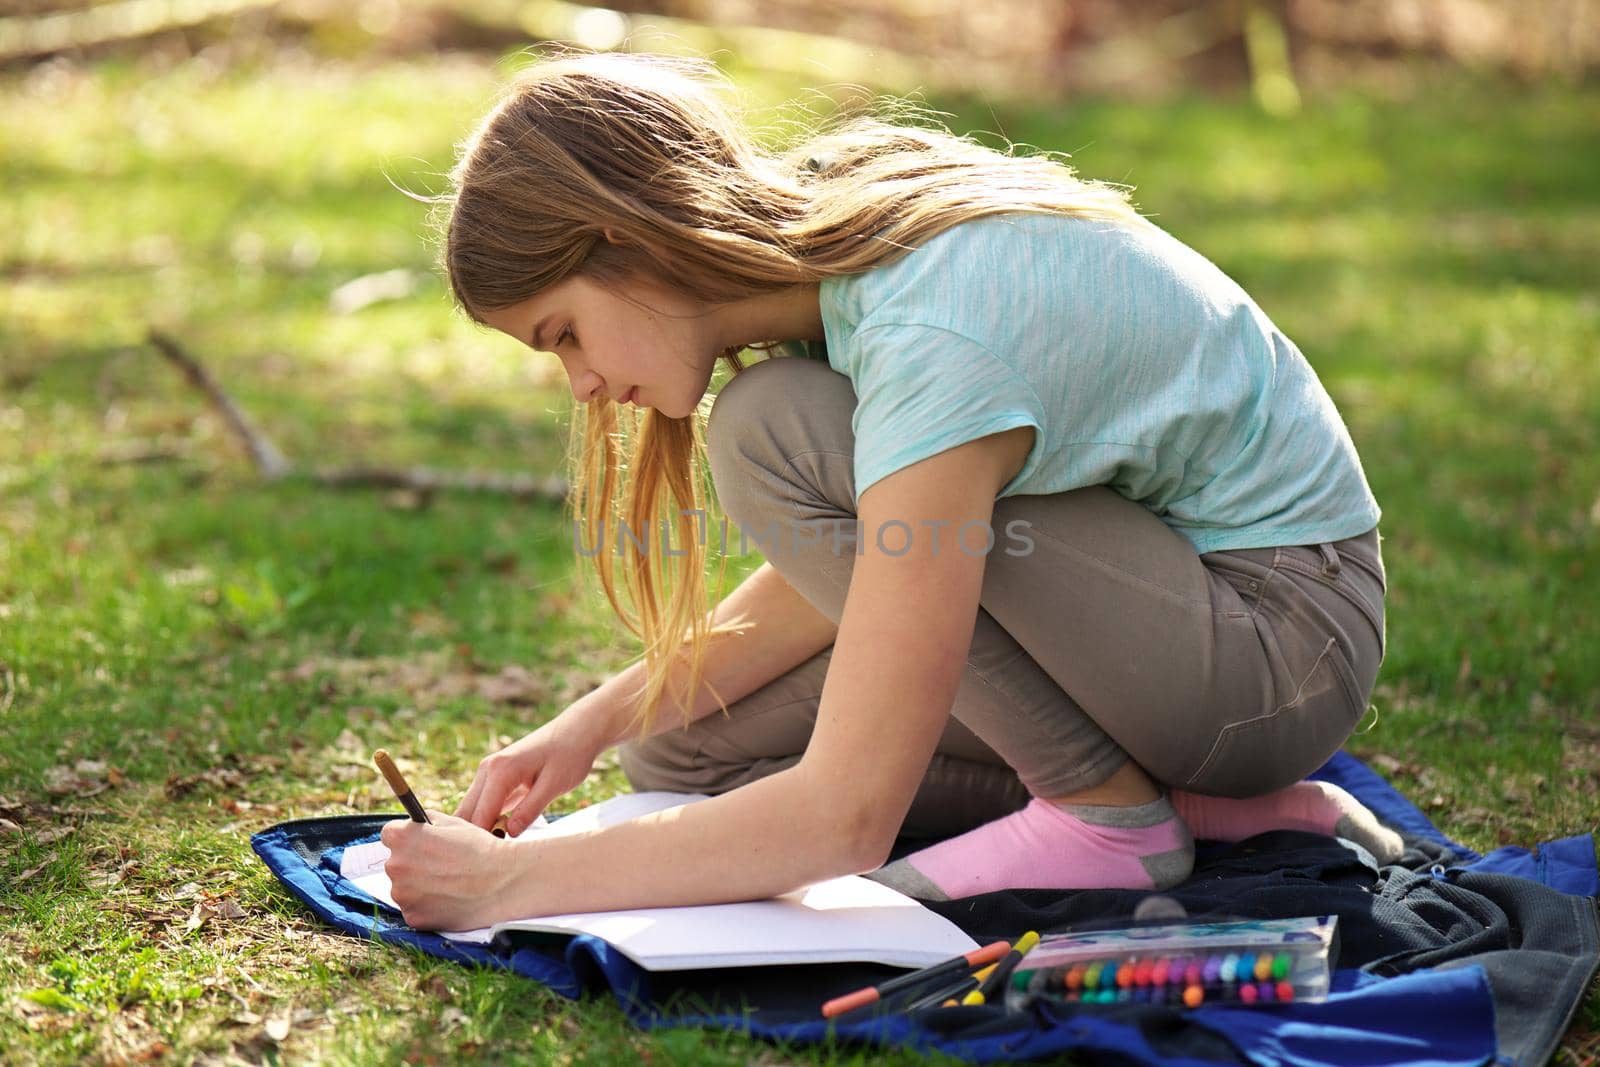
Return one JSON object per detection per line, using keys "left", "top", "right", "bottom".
{"left": 801, "top": 212, "right": 1380, "bottom": 554}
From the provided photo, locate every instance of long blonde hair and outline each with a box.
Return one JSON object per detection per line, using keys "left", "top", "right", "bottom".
{"left": 439, "top": 51, "right": 1143, "bottom": 738}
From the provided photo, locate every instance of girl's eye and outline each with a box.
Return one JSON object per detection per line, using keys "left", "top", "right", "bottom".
{"left": 556, "top": 325, "right": 575, "bottom": 347}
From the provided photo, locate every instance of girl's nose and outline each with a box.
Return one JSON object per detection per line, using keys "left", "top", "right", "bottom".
{"left": 571, "top": 368, "right": 604, "bottom": 404}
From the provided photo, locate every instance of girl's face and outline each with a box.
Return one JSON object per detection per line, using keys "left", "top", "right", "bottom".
{"left": 481, "top": 274, "right": 721, "bottom": 419}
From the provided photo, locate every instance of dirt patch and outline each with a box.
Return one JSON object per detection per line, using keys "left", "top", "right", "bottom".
{"left": 283, "top": 648, "right": 618, "bottom": 714}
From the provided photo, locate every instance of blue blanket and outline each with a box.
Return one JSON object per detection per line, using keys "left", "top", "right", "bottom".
{"left": 251, "top": 752, "right": 1599, "bottom": 1066}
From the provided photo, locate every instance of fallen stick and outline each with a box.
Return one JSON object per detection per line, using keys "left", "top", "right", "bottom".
{"left": 149, "top": 330, "right": 292, "bottom": 479}
{"left": 311, "top": 465, "right": 568, "bottom": 501}
{"left": 148, "top": 330, "right": 568, "bottom": 505}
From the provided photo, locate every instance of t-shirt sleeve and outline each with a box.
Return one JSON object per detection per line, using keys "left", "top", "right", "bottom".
{"left": 844, "top": 322, "right": 1047, "bottom": 507}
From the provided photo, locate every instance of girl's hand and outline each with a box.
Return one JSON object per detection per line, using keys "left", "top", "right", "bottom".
{"left": 380, "top": 811, "right": 520, "bottom": 931}
{"left": 454, "top": 702, "right": 617, "bottom": 836}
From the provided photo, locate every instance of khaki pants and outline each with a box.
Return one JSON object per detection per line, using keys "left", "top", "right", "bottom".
{"left": 621, "top": 357, "right": 1387, "bottom": 837}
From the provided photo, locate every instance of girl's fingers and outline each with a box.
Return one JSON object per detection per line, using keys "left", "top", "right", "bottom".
{"left": 454, "top": 750, "right": 549, "bottom": 830}
{"left": 467, "top": 775, "right": 514, "bottom": 831}
{"left": 475, "top": 759, "right": 545, "bottom": 831}
{"left": 458, "top": 761, "right": 513, "bottom": 828}
{"left": 498, "top": 782, "right": 530, "bottom": 816}
{"left": 454, "top": 766, "right": 492, "bottom": 824}
{"left": 507, "top": 776, "right": 563, "bottom": 837}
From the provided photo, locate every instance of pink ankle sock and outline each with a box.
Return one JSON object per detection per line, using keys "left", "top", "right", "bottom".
{"left": 865, "top": 796, "right": 1193, "bottom": 901}
{"left": 1170, "top": 780, "right": 1404, "bottom": 863}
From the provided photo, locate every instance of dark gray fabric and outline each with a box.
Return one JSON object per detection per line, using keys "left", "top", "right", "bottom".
{"left": 919, "top": 831, "right": 1600, "bottom": 1067}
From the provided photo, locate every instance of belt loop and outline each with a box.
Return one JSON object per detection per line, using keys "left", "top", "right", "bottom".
{"left": 1318, "top": 543, "right": 1342, "bottom": 576}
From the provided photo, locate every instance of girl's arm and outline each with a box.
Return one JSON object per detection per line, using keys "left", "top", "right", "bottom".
{"left": 453, "top": 560, "right": 840, "bottom": 833}
{"left": 384, "top": 428, "right": 1034, "bottom": 927}
{"left": 597, "top": 560, "right": 843, "bottom": 746}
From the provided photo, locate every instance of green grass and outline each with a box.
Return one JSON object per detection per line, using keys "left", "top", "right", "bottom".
{"left": 1, "top": 46, "right": 1597, "bottom": 1063}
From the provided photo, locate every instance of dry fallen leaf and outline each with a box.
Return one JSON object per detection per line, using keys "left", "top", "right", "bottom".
{"left": 34, "top": 825, "right": 75, "bottom": 846}
{"left": 329, "top": 728, "right": 368, "bottom": 765}
{"left": 42, "top": 759, "right": 124, "bottom": 799}
{"left": 264, "top": 1014, "right": 291, "bottom": 1042}
{"left": 0, "top": 818, "right": 20, "bottom": 836}
{"left": 1368, "top": 753, "right": 1404, "bottom": 775}
{"left": 130, "top": 1040, "right": 169, "bottom": 1062}
{"left": 43, "top": 771, "right": 87, "bottom": 796}
{"left": 16, "top": 854, "right": 57, "bottom": 882}
{"left": 211, "top": 896, "right": 246, "bottom": 921}
{"left": 164, "top": 766, "right": 244, "bottom": 799}
{"left": 476, "top": 665, "right": 550, "bottom": 706}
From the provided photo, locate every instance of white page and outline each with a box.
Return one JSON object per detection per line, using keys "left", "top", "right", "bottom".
{"left": 484, "top": 874, "right": 976, "bottom": 970}
{"left": 340, "top": 792, "right": 977, "bottom": 969}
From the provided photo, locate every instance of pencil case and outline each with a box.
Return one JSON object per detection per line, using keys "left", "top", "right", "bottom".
{"left": 1005, "top": 915, "right": 1338, "bottom": 1010}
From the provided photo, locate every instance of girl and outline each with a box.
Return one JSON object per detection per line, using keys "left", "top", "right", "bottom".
{"left": 380, "top": 51, "right": 1400, "bottom": 930}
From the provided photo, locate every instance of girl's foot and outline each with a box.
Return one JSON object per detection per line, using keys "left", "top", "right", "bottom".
{"left": 865, "top": 795, "right": 1194, "bottom": 901}
{"left": 1170, "top": 780, "right": 1404, "bottom": 863}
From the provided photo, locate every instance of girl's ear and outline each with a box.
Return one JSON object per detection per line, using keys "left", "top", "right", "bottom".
{"left": 597, "top": 227, "right": 670, "bottom": 274}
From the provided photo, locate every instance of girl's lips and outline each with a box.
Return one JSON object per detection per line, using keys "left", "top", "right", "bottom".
{"left": 623, "top": 386, "right": 638, "bottom": 405}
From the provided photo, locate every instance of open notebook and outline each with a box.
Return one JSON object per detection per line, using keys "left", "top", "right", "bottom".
{"left": 340, "top": 791, "right": 978, "bottom": 972}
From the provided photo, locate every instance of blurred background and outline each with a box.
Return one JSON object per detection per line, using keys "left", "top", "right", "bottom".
{"left": 2, "top": 2, "right": 1598, "bottom": 1062}
{"left": 3, "top": 0, "right": 1597, "bottom": 95}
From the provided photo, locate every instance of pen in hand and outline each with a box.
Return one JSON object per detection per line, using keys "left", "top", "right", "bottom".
{"left": 373, "top": 749, "right": 432, "bottom": 824}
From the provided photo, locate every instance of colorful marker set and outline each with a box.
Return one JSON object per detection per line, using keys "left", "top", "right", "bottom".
{"left": 1009, "top": 950, "right": 1302, "bottom": 1010}
{"left": 821, "top": 917, "right": 1336, "bottom": 1020}
{"left": 1005, "top": 914, "right": 1338, "bottom": 1010}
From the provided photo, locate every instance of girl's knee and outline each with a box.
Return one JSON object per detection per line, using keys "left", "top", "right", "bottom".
{"left": 618, "top": 728, "right": 801, "bottom": 796}
{"left": 708, "top": 358, "right": 851, "bottom": 457}
{"left": 706, "top": 357, "right": 857, "bottom": 521}
{"left": 707, "top": 357, "right": 801, "bottom": 457}
{"left": 617, "top": 734, "right": 701, "bottom": 794}
{"left": 705, "top": 359, "right": 789, "bottom": 515}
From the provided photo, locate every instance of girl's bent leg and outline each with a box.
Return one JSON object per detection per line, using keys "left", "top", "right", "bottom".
{"left": 704, "top": 359, "right": 1201, "bottom": 895}
{"left": 706, "top": 359, "right": 1136, "bottom": 801}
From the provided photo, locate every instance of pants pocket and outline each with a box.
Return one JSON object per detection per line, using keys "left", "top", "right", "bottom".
{"left": 1274, "top": 547, "right": 1386, "bottom": 656}
{"left": 1200, "top": 547, "right": 1278, "bottom": 617}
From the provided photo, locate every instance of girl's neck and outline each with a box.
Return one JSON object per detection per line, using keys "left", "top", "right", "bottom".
{"left": 711, "top": 283, "right": 825, "bottom": 350}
